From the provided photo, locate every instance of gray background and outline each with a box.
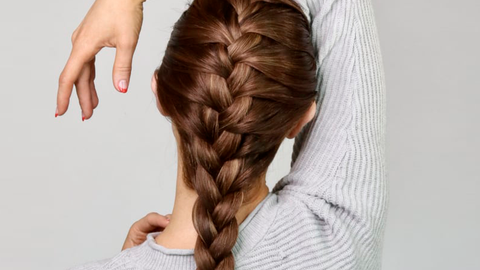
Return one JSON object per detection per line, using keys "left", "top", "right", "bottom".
{"left": 0, "top": 0, "right": 478, "bottom": 269}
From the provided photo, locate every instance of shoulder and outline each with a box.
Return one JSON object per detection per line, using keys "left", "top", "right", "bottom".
{"left": 274, "top": 190, "right": 322, "bottom": 221}
{"left": 66, "top": 258, "right": 110, "bottom": 270}
{"left": 66, "top": 245, "right": 141, "bottom": 270}
{"left": 292, "top": 0, "right": 312, "bottom": 23}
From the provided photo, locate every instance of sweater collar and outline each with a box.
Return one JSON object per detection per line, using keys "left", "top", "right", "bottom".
{"left": 140, "top": 192, "right": 278, "bottom": 259}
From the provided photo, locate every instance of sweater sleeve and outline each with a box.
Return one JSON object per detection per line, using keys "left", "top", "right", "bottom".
{"left": 272, "top": 0, "right": 388, "bottom": 243}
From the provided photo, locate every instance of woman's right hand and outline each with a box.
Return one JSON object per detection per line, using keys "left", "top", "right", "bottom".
{"left": 56, "top": 0, "right": 146, "bottom": 120}
{"left": 122, "top": 212, "right": 171, "bottom": 251}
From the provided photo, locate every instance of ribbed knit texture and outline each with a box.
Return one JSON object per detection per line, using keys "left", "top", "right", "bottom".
{"left": 68, "top": 0, "right": 387, "bottom": 269}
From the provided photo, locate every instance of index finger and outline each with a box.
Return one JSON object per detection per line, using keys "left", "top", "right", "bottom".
{"left": 57, "top": 45, "right": 97, "bottom": 116}
{"left": 133, "top": 212, "right": 171, "bottom": 233}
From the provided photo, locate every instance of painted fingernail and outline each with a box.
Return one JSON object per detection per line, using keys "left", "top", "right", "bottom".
{"left": 82, "top": 111, "right": 85, "bottom": 122}
{"left": 119, "top": 80, "right": 128, "bottom": 93}
{"left": 55, "top": 107, "right": 58, "bottom": 118}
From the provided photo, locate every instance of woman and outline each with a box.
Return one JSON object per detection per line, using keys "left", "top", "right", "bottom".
{"left": 58, "top": 0, "right": 387, "bottom": 269}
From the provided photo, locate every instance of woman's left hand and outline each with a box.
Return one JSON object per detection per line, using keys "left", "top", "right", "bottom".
{"left": 122, "top": 212, "right": 171, "bottom": 251}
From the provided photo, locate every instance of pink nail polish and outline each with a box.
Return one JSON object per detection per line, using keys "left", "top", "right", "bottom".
{"left": 119, "top": 80, "right": 128, "bottom": 93}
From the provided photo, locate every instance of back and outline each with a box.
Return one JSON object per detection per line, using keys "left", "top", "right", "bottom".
{"left": 68, "top": 0, "right": 387, "bottom": 268}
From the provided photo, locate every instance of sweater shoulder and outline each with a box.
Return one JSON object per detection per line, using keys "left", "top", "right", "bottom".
{"left": 66, "top": 246, "right": 139, "bottom": 270}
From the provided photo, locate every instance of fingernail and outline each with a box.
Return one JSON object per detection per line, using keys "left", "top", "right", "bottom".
{"left": 55, "top": 107, "right": 58, "bottom": 118}
{"left": 82, "top": 111, "right": 85, "bottom": 122}
{"left": 119, "top": 80, "right": 128, "bottom": 93}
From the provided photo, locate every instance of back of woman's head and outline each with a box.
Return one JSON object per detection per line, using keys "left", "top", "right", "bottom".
{"left": 154, "top": 0, "right": 317, "bottom": 269}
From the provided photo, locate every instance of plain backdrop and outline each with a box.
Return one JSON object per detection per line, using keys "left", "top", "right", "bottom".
{"left": 0, "top": 0, "right": 479, "bottom": 269}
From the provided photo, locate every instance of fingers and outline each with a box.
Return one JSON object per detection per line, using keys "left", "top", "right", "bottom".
{"left": 89, "top": 57, "right": 99, "bottom": 109}
{"left": 57, "top": 45, "right": 97, "bottom": 116}
{"left": 75, "top": 61, "right": 93, "bottom": 121}
{"left": 133, "top": 212, "right": 171, "bottom": 233}
{"left": 122, "top": 212, "right": 170, "bottom": 251}
{"left": 112, "top": 41, "right": 137, "bottom": 93}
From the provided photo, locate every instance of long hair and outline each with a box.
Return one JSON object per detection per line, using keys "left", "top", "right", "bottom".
{"left": 154, "top": 0, "right": 317, "bottom": 269}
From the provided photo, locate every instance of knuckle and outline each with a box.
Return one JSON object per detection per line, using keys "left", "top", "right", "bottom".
{"left": 114, "top": 65, "right": 132, "bottom": 73}
{"left": 71, "top": 30, "right": 78, "bottom": 44}
{"left": 130, "top": 221, "right": 139, "bottom": 230}
{"left": 58, "top": 73, "right": 72, "bottom": 86}
{"left": 145, "top": 212, "right": 157, "bottom": 219}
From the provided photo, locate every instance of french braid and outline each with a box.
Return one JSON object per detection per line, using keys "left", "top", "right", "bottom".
{"left": 154, "top": 0, "right": 317, "bottom": 269}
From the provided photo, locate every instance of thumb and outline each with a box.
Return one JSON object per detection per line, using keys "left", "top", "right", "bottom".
{"left": 112, "top": 44, "right": 135, "bottom": 93}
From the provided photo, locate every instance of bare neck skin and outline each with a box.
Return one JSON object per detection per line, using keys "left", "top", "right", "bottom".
{"left": 154, "top": 128, "right": 270, "bottom": 249}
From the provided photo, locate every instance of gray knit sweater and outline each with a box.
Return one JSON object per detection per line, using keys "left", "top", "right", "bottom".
{"left": 68, "top": 0, "right": 387, "bottom": 269}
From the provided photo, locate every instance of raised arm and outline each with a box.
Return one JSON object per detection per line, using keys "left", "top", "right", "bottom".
{"left": 273, "top": 0, "right": 387, "bottom": 251}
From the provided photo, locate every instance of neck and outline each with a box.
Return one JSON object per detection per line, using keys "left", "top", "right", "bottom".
{"left": 154, "top": 145, "right": 270, "bottom": 249}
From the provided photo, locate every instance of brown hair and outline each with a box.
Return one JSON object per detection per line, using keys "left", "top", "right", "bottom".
{"left": 154, "top": 0, "right": 317, "bottom": 269}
